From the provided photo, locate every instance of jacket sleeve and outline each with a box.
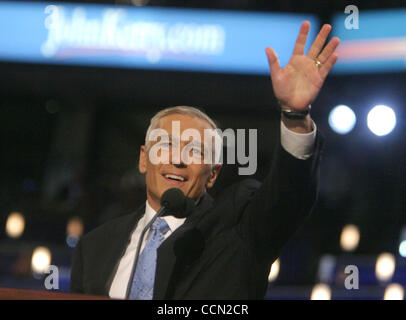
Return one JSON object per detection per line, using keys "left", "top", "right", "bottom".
{"left": 239, "top": 129, "right": 324, "bottom": 265}
{"left": 70, "top": 239, "right": 85, "bottom": 294}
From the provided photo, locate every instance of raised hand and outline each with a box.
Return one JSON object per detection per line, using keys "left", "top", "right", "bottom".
{"left": 265, "top": 21, "right": 340, "bottom": 111}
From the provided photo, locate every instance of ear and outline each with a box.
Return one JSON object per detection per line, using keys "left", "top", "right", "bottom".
{"left": 139, "top": 145, "right": 147, "bottom": 174}
{"left": 205, "top": 164, "right": 222, "bottom": 189}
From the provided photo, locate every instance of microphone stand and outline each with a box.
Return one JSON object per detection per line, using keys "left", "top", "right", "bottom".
{"left": 125, "top": 207, "right": 166, "bottom": 299}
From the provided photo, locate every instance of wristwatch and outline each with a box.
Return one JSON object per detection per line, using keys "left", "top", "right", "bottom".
{"left": 281, "top": 108, "right": 310, "bottom": 120}
{"left": 278, "top": 101, "right": 311, "bottom": 120}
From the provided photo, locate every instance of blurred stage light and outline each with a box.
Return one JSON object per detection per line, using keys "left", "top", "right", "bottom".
{"left": 317, "top": 255, "right": 336, "bottom": 283}
{"left": 310, "top": 284, "right": 331, "bottom": 300}
{"left": 66, "top": 235, "right": 79, "bottom": 248}
{"left": 367, "top": 105, "right": 396, "bottom": 136}
{"left": 66, "top": 217, "right": 84, "bottom": 238}
{"left": 340, "top": 224, "right": 360, "bottom": 252}
{"left": 384, "top": 283, "right": 404, "bottom": 300}
{"left": 399, "top": 241, "right": 406, "bottom": 258}
{"left": 398, "top": 227, "right": 406, "bottom": 258}
{"left": 375, "top": 253, "right": 396, "bottom": 282}
{"left": 5, "top": 212, "right": 25, "bottom": 239}
{"left": 31, "top": 246, "right": 51, "bottom": 274}
{"left": 328, "top": 105, "right": 356, "bottom": 134}
{"left": 268, "top": 258, "right": 280, "bottom": 282}
{"left": 66, "top": 217, "right": 84, "bottom": 248}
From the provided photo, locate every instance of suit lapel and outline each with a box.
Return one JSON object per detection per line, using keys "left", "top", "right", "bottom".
{"left": 153, "top": 193, "right": 213, "bottom": 299}
{"left": 101, "top": 204, "right": 146, "bottom": 296}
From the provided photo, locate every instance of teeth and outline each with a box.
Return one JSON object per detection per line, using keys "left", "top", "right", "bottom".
{"left": 164, "top": 174, "right": 185, "bottom": 182}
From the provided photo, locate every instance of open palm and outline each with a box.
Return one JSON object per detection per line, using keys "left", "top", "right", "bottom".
{"left": 266, "top": 22, "right": 340, "bottom": 111}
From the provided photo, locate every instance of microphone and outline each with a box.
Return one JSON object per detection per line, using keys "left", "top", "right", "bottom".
{"left": 160, "top": 188, "right": 196, "bottom": 219}
{"left": 125, "top": 188, "right": 195, "bottom": 299}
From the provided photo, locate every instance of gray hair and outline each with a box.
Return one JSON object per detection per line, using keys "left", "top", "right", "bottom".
{"left": 145, "top": 105, "right": 218, "bottom": 147}
{"left": 144, "top": 105, "right": 222, "bottom": 165}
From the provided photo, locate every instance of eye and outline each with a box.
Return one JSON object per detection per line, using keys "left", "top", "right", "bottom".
{"left": 190, "top": 147, "right": 202, "bottom": 155}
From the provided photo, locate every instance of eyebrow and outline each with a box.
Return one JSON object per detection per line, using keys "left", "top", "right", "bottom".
{"left": 184, "top": 140, "right": 203, "bottom": 148}
{"left": 165, "top": 135, "right": 199, "bottom": 144}
{"left": 165, "top": 135, "right": 208, "bottom": 152}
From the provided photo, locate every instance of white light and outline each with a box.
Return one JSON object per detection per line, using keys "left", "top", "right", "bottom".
{"left": 375, "top": 253, "right": 396, "bottom": 282}
{"left": 310, "top": 283, "right": 331, "bottom": 300}
{"left": 5, "top": 212, "right": 25, "bottom": 239}
{"left": 398, "top": 226, "right": 406, "bottom": 258}
{"left": 31, "top": 246, "right": 51, "bottom": 274}
{"left": 384, "top": 283, "right": 404, "bottom": 300}
{"left": 340, "top": 224, "right": 360, "bottom": 252}
{"left": 367, "top": 105, "right": 396, "bottom": 136}
{"left": 268, "top": 259, "right": 280, "bottom": 282}
{"left": 399, "top": 241, "right": 406, "bottom": 258}
{"left": 328, "top": 105, "right": 356, "bottom": 134}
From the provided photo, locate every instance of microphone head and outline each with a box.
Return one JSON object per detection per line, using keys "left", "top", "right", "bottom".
{"left": 160, "top": 188, "right": 196, "bottom": 218}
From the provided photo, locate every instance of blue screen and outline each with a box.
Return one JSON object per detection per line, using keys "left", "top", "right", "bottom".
{"left": 332, "top": 8, "right": 406, "bottom": 74}
{"left": 0, "top": 1, "right": 319, "bottom": 75}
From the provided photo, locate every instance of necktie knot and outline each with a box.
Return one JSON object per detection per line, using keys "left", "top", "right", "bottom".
{"left": 151, "top": 217, "right": 170, "bottom": 235}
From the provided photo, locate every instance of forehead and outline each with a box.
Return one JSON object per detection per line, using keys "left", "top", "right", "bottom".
{"left": 157, "top": 113, "right": 214, "bottom": 133}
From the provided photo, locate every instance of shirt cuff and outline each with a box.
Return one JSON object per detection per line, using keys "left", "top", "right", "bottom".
{"left": 280, "top": 119, "right": 317, "bottom": 160}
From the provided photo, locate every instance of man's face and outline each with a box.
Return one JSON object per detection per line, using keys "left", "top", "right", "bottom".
{"left": 139, "top": 113, "right": 222, "bottom": 211}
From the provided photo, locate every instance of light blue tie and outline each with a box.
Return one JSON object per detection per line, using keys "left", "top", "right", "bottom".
{"left": 129, "top": 217, "right": 170, "bottom": 300}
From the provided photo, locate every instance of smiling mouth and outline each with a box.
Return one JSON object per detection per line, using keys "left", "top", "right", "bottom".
{"left": 163, "top": 174, "right": 187, "bottom": 182}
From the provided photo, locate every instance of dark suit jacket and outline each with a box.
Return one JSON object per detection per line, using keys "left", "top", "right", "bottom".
{"left": 70, "top": 133, "right": 323, "bottom": 299}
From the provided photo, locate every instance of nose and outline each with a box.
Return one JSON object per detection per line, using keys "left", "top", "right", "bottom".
{"left": 169, "top": 143, "right": 187, "bottom": 167}
{"left": 173, "top": 162, "right": 187, "bottom": 169}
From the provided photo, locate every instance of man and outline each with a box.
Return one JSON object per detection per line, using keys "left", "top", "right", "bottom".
{"left": 70, "top": 21, "right": 339, "bottom": 299}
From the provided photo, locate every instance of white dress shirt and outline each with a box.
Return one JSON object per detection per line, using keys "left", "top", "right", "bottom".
{"left": 109, "top": 120, "right": 317, "bottom": 299}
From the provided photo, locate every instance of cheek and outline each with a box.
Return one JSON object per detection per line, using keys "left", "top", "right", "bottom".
{"left": 190, "top": 167, "right": 211, "bottom": 188}
{"left": 145, "top": 164, "right": 161, "bottom": 184}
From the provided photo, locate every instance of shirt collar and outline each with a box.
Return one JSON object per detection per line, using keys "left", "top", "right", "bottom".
{"left": 145, "top": 201, "right": 186, "bottom": 233}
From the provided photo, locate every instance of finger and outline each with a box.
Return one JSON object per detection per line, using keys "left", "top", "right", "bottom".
{"left": 319, "top": 53, "right": 338, "bottom": 80}
{"left": 307, "top": 24, "right": 332, "bottom": 59}
{"left": 292, "top": 21, "right": 310, "bottom": 55}
{"left": 265, "top": 47, "right": 281, "bottom": 77}
{"left": 317, "top": 37, "right": 340, "bottom": 64}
